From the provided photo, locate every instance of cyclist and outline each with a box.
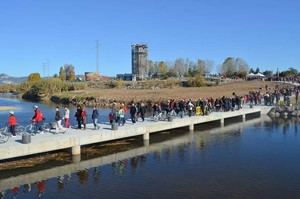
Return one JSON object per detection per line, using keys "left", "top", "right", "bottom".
{"left": 32, "top": 105, "right": 44, "bottom": 132}
{"left": 8, "top": 111, "right": 17, "bottom": 137}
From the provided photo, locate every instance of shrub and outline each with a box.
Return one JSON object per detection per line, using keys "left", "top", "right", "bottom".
{"left": 186, "top": 75, "right": 205, "bottom": 87}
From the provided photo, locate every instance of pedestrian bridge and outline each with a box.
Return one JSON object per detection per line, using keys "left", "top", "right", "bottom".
{"left": 0, "top": 116, "right": 271, "bottom": 191}
{"left": 0, "top": 107, "right": 268, "bottom": 162}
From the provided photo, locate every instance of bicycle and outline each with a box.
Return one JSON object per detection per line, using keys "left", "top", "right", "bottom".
{"left": 0, "top": 123, "right": 26, "bottom": 141}
{"left": 0, "top": 132, "right": 9, "bottom": 143}
{"left": 25, "top": 121, "right": 51, "bottom": 136}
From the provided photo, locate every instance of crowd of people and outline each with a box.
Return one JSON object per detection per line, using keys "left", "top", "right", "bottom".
{"left": 3, "top": 85, "right": 300, "bottom": 137}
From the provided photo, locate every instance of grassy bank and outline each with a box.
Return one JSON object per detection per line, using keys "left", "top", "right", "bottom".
{"left": 51, "top": 80, "right": 284, "bottom": 107}
{"left": 0, "top": 79, "right": 290, "bottom": 107}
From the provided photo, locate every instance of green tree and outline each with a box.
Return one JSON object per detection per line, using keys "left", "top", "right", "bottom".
{"left": 263, "top": 70, "right": 273, "bottom": 78}
{"left": 255, "top": 67, "right": 260, "bottom": 74}
{"left": 64, "top": 64, "right": 76, "bottom": 81}
{"left": 28, "top": 73, "right": 41, "bottom": 82}
{"left": 59, "top": 66, "right": 66, "bottom": 81}
{"left": 158, "top": 61, "right": 168, "bottom": 77}
{"left": 220, "top": 57, "right": 237, "bottom": 78}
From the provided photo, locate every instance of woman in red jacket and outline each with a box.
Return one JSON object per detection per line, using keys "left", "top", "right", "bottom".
{"left": 8, "top": 111, "right": 17, "bottom": 137}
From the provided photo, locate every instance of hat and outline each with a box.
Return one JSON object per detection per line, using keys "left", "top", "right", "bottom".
{"left": 33, "top": 105, "right": 38, "bottom": 109}
{"left": 9, "top": 111, "right": 14, "bottom": 115}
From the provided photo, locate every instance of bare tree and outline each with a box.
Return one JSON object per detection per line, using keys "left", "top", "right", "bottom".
{"left": 174, "top": 58, "right": 185, "bottom": 77}
{"left": 235, "top": 58, "right": 249, "bottom": 78}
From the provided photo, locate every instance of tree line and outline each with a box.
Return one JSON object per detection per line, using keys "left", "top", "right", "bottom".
{"left": 138, "top": 57, "right": 250, "bottom": 79}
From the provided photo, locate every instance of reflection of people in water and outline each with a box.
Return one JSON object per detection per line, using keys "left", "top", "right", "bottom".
{"left": 11, "top": 187, "right": 19, "bottom": 198}
{"left": 93, "top": 168, "right": 101, "bottom": 183}
{"left": 0, "top": 191, "right": 5, "bottom": 199}
{"left": 36, "top": 181, "right": 46, "bottom": 198}
{"left": 23, "top": 184, "right": 31, "bottom": 193}
{"left": 57, "top": 176, "right": 65, "bottom": 190}
{"left": 112, "top": 160, "right": 128, "bottom": 176}
{"left": 77, "top": 169, "right": 89, "bottom": 185}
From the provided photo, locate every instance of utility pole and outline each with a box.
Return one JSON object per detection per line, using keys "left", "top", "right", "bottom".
{"left": 46, "top": 59, "right": 50, "bottom": 77}
{"left": 96, "top": 40, "right": 99, "bottom": 74}
{"left": 42, "top": 62, "right": 46, "bottom": 78}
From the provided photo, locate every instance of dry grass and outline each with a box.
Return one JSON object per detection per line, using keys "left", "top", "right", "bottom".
{"left": 61, "top": 80, "right": 284, "bottom": 103}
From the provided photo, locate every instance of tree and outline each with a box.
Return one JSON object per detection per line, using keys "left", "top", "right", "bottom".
{"left": 174, "top": 58, "right": 185, "bottom": 77}
{"left": 167, "top": 67, "right": 177, "bottom": 78}
{"left": 158, "top": 61, "right": 168, "bottom": 77}
{"left": 255, "top": 67, "right": 260, "bottom": 74}
{"left": 263, "top": 70, "right": 273, "bottom": 78}
{"left": 235, "top": 58, "right": 249, "bottom": 78}
{"left": 196, "top": 59, "right": 206, "bottom": 75}
{"left": 59, "top": 66, "right": 66, "bottom": 81}
{"left": 220, "top": 57, "right": 237, "bottom": 78}
{"left": 249, "top": 68, "right": 255, "bottom": 73}
{"left": 148, "top": 60, "right": 155, "bottom": 78}
{"left": 287, "top": 67, "right": 298, "bottom": 76}
{"left": 28, "top": 73, "right": 41, "bottom": 82}
{"left": 64, "top": 64, "right": 76, "bottom": 81}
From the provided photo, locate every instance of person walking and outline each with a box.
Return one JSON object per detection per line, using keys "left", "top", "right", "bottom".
{"left": 8, "top": 111, "right": 17, "bottom": 137}
{"left": 92, "top": 106, "right": 100, "bottom": 130}
{"left": 55, "top": 107, "right": 63, "bottom": 133}
{"left": 75, "top": 105, "right": 82, "bottom": 129}
{"left": 130, "top": 103, "right": 137, "bottom": 124}
{"left": 81, "top": 106, "right": 87, "bottom": 130}
{"left": 188, "top": 100, "right": 194, "bottom": 117}
{"left": 296, "top": 89, "right": 299, "bottom": 106}
{"left": 118, "top": 105, "right": 126, "bottom": 126}
{"left": 139, "top": 102, "right": 146, "bottom": 122}
{"left": 64, "top": 107, "right": 70, "bottom": 128}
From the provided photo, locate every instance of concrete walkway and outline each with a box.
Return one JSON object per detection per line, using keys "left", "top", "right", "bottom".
{"left": 0, "top": 106, "right": 269, "bottom": 161}
{"left": 0, "top": 116, "right": 272, "bottom": 191}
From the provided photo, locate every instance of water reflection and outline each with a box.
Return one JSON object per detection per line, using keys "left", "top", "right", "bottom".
{"left": 0, "top": 116, "right": 299, "bottom": 198}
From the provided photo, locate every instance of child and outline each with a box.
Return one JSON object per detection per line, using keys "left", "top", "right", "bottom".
{"left": 8, "top": 111, "right": 17, "bottom": 137}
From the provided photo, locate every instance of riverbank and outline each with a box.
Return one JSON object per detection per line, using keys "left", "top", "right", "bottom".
{"left": 0, "top": 80, "right": 293, "bottom": 108}
{"left": 0, "top": 106, "right": 16, "bottom": 112}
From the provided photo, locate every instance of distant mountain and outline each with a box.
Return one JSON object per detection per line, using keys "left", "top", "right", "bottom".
{"left": 0, "top": 73, "right": 27, "bottom": 84}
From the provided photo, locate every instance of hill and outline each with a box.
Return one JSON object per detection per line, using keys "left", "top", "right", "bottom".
{"left": 0, "top": 73, "right": 27, "bottom": 84}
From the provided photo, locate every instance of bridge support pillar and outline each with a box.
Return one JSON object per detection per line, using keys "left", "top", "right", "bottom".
{"left": 189, "top": 124, "right": 194, "bottom": 131}
{"left": 71, "top": 145, "right": 81, "bottom": 156}
{"left": 220, "top": 118, "right": 224, "bottom": 127}
{"left": 143, "top": 132, "right": 150, "bottom": 141}
{"left": 143, "top": 140, "right": 150, "bottom": 146}
{"left": 72, "top": 155, "right": 81, "bottom": 163}
{"left": 242, "top": 114, "right": 246, "bottom": 122}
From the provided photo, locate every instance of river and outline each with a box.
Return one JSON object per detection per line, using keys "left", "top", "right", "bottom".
{"left": 0, "top": 97, "right": 300, "bottom": 199}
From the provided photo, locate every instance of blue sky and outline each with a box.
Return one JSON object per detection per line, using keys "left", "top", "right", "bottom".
{"left": 0, "top": 0, "right": 299, "bottom": 77}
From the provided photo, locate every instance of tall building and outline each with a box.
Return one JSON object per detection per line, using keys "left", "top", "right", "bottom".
{"left": 131, "top": 44, "right": 148, "bottom": 80}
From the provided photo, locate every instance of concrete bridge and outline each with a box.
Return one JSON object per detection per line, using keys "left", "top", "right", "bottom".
{"left": 0, "top": 107, "right": 268, "bottom": 162}
{"left": 0, "top": 116, "right": 271, "bottom": 191}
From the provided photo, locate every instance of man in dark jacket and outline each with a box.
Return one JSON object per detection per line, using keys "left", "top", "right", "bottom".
{"left": 130, "top": 103, "right": 137, "bottom": 124}
{"left": 92, "top": 106, "right": 100, "bottom": 130}
{"left": 55, "top": 106, "right": 63, "bottom": 132}
{"left": 75, "top": 105, "right": 82, "bottom": 129}
{"left": 139, "top": 102, "right": 146, "bottom": 122}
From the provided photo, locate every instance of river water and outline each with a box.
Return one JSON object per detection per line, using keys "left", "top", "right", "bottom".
{"left": 0, "top": 97, "right": 300, "bottom": 199}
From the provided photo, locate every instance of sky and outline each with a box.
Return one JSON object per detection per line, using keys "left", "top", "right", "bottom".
{"left": 0, "top": 0, "right": 299, "bottom": 77}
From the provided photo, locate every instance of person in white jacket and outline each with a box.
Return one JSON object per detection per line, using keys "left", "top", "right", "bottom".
{"left": 64, "top": 107, "right": 70, "bottom": 128}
